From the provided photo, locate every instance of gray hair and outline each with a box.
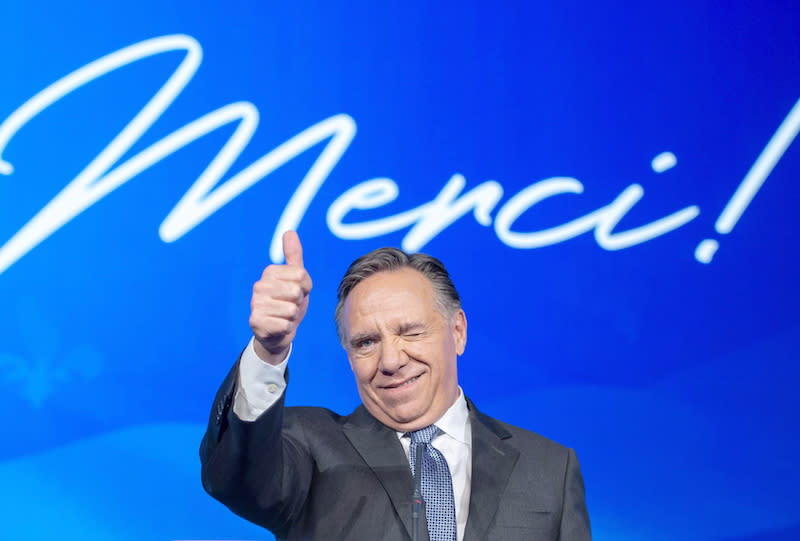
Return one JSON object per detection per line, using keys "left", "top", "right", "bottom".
{"left": 335, "top": 247, "right": 462, "bottom": 343}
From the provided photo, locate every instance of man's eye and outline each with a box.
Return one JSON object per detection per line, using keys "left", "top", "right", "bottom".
{"left": 356, "top": 339, "right": 375, "bottom": 349}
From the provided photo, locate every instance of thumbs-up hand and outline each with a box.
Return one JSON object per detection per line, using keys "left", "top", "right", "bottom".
{"left": 249, "top": 231, "right": 313, "bottom": 365}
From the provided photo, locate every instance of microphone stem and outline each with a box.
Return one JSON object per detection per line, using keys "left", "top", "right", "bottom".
{"left": 411, "top": 442, "right": 424, "bottom": 541}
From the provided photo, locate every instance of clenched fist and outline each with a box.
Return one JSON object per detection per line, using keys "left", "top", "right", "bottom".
{"left": 249, "top": 231, "right": 312, "bottom": 365}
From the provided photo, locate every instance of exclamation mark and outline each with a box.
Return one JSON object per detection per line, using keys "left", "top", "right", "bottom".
{"left": 695, "top": 97, "right": 800, "bottom": 264}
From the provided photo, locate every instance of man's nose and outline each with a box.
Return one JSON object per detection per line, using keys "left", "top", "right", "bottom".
{"left": 378, "top": 338, "right": 408, "bottom": 373}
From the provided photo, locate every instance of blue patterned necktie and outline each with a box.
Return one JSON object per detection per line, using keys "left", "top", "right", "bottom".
{"left": 407, "top": 425, "right": 457, "bottom": 541}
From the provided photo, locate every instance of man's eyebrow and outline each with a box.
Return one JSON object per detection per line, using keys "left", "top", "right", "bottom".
{"left": 349, "top": 331, "right": 380, "bottom": 346}
{"left": 396, "top": 322, "right": 425, "bottom": 334}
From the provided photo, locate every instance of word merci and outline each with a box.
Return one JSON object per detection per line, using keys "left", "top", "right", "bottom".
{"left": 0, "top": 35, "right": 798, "bottom": 275}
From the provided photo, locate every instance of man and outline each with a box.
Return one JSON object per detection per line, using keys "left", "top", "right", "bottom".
{"left": 200, "top": 231, "right": 591, "bottom": 541}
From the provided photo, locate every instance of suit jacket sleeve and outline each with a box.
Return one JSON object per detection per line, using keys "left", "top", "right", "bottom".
{"left": 559, "top": 448, "right": 592, "bottom": 540}
{"left": 199, "top": 359, "right": 311, "bottom": 537}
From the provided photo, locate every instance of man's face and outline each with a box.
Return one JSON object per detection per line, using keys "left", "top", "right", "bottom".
{"left": 342, "top": 268, "right": 467, "bottom": 432}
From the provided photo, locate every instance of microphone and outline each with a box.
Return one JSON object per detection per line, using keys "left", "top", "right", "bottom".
{"left": 411, "top": 442, "right": 425, "bottom": 541}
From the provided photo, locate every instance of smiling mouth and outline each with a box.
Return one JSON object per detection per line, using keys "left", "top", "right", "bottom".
{"left": 382, "top": 374, "right": 422, "bottom": 389}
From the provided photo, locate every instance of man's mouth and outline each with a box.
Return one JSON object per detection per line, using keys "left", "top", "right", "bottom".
{"left": 382, "top": 374, "right": 422, "bottom": 389}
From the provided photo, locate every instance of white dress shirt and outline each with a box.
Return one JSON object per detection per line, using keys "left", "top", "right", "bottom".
{"left": 233, "top": 338, "right": 473, "bottom": 541}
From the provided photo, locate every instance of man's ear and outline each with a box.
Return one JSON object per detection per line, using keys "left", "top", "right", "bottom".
{"left": 452, "top": 309, "right": 468, "bottom": 355}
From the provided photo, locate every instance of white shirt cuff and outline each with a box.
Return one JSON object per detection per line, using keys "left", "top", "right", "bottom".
{"left": 232, "top": 337, "right": 289, "bottom": 421}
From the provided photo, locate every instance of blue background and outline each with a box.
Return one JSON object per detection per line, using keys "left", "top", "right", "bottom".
{"left": 0, "top": 2, "right": 798, "bottom": 540}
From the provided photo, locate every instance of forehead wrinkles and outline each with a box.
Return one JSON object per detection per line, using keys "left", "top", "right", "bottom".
{"left": 350, "top": 291, "right": 418, "bottom": 331}
{"left": 345, "top": 269, "right": 438, "bottom": 332}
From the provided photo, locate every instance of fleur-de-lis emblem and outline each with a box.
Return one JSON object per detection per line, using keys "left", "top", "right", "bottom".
{"left": 0, "top": 302, "right": 101, "bottom": 407}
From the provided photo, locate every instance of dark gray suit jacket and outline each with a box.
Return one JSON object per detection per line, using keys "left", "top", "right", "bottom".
{"left": 200, "top": 364, "right": 591, "bottom": 541}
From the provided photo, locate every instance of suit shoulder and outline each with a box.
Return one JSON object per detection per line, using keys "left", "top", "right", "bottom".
{"left": 477, "top": 411, "right": 573, "bottom": 458}
{"left": 284, "top": 405, "right": 346, "bottom": 424}
{"left": 506, "top": 420, "right": 569, "bottom": 451}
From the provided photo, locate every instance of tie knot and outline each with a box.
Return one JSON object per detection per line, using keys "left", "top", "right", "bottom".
{"left": 407, "top": 425, "right": 441, "bottom": 445}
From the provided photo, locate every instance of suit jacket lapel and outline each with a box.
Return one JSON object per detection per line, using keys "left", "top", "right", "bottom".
{"left": 340, "top": 400, "right": 518, "bottom": 541}
{"left": 342, "top": 406, "right": 418, "bottom": 540}
{"left": 463, "top": 400, "right": 519, "bottom": 541}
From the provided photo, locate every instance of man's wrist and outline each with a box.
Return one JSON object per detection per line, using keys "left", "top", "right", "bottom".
{"left": 253, "top": 339, "right": 290, "bottom": 365}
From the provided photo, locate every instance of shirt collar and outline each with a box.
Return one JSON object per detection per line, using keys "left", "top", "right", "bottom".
{"left": 436, "top": 386, "right": 470, "bottom": 445}
{"left": 399, "top": 387, "right": 470, "bottom": 445}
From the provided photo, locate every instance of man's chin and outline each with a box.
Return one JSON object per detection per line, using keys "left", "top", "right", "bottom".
{"left": 368, "top": 400, "right": 436, "bottom": 432}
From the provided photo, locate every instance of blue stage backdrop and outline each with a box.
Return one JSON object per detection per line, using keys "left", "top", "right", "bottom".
{"left": 0, "top": 2, "right": 798, "bottom": 540}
